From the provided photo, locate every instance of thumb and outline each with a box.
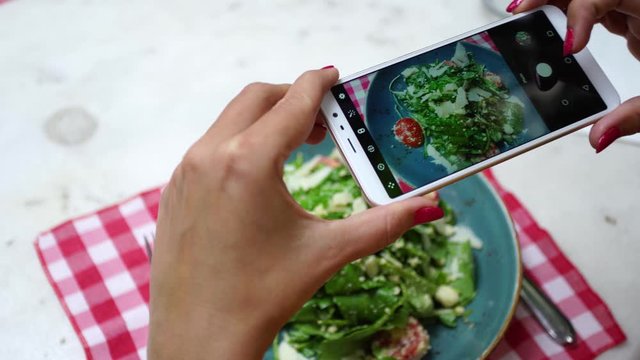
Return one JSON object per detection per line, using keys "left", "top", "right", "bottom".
{"left": 327, "top": 197, "right": 443, "bottom": 266}
{"left": 589, "top": 96, "right": 640, "bottom": 153}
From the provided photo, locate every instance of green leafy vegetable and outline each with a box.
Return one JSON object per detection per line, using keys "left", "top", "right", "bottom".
{"left": 279, "top": 155, "right": 479, "bottom": 359}
{"left": 391, "top": 42, "right": 525, "bottom": 171}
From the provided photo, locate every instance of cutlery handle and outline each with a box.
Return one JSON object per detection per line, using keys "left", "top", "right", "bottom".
{"left": 521, "top": 276, "right": 577, "bottom": 345}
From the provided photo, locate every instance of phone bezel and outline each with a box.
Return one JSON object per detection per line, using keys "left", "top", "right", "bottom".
{"left": 321, "top": 5, "right": 620, "bottom": 206}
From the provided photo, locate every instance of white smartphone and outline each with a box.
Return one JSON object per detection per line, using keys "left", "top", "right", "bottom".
{"left": 321, "top": 5, "right": 620, "bottom": 206}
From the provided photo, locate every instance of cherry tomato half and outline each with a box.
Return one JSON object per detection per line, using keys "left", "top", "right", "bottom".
{"left": 393, "top": 117, "right": 424, "bottom": 148}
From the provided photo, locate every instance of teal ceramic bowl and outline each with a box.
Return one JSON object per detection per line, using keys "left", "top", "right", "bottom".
{"left": 265, "top": 139, "right": 522, "bottom": 360}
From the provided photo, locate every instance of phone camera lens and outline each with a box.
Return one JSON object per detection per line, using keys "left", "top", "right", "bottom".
{"left": 332, "top": 113, "right": 338, "bottom": 118}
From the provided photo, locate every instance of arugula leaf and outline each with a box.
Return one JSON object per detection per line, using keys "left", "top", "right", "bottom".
{"left": 444, "top": 241, "right": 476, "bottom": 305}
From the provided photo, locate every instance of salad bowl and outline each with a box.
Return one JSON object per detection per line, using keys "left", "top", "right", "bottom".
{"left": 263, "top": 138, "right": 521, "bottom": 359}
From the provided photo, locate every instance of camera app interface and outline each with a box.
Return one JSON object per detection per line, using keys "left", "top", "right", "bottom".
{"left": 331, "top": 11, "right": 607, "bottom": 198}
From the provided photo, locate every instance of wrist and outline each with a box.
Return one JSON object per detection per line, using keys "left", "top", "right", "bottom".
{"left": 148, "top": 303, "right": 278, "bottom": 359}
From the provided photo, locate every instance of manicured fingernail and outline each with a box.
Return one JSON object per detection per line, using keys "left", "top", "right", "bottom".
{"left": 506, "top": 0, "right": 523, "bottom": 13}
{"left": 413, "top": 207, "right": 444, "bottom": 225}
{"left": 563, "top": 27, "right": 574, "bottom": 57}
{"left": 595, "top": 127, "right": 621, "bottom": 153}
{"left": 321, "top": 65, "right": 334, "bottom": 70}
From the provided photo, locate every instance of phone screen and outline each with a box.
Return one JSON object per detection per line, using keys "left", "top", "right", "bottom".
{"left": 331, "top": 10, "right": 607, "bottom": 198}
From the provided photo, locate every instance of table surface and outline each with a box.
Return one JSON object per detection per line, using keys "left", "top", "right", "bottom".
{"left": 1, "top": 0, "right": 638, "bottom": 358}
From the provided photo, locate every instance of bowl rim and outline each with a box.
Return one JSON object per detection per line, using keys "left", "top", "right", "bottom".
{"left": 476, "top": 172, "right": 523, "bottom": 359}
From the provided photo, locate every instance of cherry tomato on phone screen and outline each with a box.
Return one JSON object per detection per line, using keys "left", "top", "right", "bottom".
{"left": 393, "top": 118, "right": 424, "bottom": 148}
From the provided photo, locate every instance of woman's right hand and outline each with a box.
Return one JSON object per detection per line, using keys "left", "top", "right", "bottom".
{"left": 508, "top": 0, "right": 640, "bottom": 152}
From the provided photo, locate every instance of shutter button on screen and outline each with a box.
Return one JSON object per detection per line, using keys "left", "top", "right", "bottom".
{"left": 535, "top": 62, "right": 556, "bottom": 91}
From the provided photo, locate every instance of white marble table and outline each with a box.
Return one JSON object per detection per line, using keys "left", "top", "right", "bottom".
{"left": 0, "top": 0, "right": 638, "bottom": 358}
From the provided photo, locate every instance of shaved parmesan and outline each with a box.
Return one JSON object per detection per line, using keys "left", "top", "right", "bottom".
{"left": 428, "top": 63, "right": 448, "bottom": 77}
{"left": 451, "top": 43, "right": 470, "bottom": 67}
{"left": 450, "top": 225, "right": 484, "bottom": 249}
{"left": 443, "top": 83, "right": 458, "bottom": 92}
{"left": 402, "top": 67, "right": 419, "bottom": 77}
{"left": 351, "top": 197, "right": 368, "bottom": 215}
{"left": 285, "top": 156, "right": 333, "bottom": 192}
{"left": 330, "top": 192, "right": 353, "bottom": 209}
{"left": 426, "top": 145, "right": 457, "bottom": 173}
{"left": 278, "top": 340, "right": 309, "bottom": 360}
{"left": 467, "top": 87, "right": 491, "bottom": 101}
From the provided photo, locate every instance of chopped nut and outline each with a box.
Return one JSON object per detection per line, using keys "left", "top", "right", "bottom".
{"left": 435, "top": 285, "right": 460, "bottom": 308}
{"left": 364, "top": 256, "right": 379, "bottom": 277}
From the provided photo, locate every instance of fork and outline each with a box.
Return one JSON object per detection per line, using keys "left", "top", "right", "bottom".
{"left": 143, "top": 234, "right": 154, "bottom": 263}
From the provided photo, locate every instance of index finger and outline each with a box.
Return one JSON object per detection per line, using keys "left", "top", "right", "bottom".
{"left": 512, "top": 0, "right": 570, "bottom": 14}
{"left": 245, "top": 68, "right": 339, "bottom": 158}
{"left": 564, "top": 0, "right": 640, "bottom": 53}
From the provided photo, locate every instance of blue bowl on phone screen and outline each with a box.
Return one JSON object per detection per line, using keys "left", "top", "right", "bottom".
{"left": 263, "top": 138, "right": 522, "bottom": 360}
{"left": 365, "top": 42, "right": 544, "bottom": 188}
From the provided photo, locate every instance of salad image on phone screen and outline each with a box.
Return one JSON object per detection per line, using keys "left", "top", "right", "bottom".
{"left": 346, "top": 32, "right": 548, "bottom": 193}
{"left": 390, "top": 43, "right": 526, "bottom": 172}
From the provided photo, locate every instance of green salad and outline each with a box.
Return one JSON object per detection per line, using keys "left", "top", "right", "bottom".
{"left": 391, "top": 42, "right": 525, "bottom": 172}
{"left": 276, "top": 154, "right": 479, "bottom": 360}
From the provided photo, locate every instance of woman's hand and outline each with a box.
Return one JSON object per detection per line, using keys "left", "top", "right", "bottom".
{"left": 507, "top": 0, "right": 640, "bottom": 152}
{"left": 147, "top": 68, "right": 442, "bottom": 359}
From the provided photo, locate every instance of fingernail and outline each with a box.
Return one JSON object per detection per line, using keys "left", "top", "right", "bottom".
{"left": 563, "top": 27, "right": 574, "bottom": 57}
{"left": 595, "top": 127, "right": 621, "bottom": 153}
{"left": 506, "top": 0, "right": 523, "bottom": 13}
{"left": 413, "top": 207, "right": 444, "bottom": 225}
{"left": 321, "top": 65, "right": 335, "bottom": 70}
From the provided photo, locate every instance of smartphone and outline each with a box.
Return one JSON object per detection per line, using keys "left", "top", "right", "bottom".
{"left": 321, "top": 5, "right": 619, "bottom": 206}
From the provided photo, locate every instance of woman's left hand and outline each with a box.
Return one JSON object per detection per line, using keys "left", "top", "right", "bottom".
{"left": 147, "top": 68, "right": 442, "bottom": 359}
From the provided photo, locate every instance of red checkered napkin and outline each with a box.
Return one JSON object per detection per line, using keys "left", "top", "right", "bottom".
{"left": 483, "top": 170, "right": 625, "bottom": 359}
{"left": 35, "top": 175, "right": 626, "bottom": 360}
{"left": 36, "top": 190, "right": 160, "bottom": 359}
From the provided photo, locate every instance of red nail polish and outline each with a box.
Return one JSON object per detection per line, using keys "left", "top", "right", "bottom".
{"left": 321, "top": 65, "right": 334, "bottom": 70}
{"left": 563, "top": 27, "right": 574, "bottom": 57}
{"left": 595, "top": 127, "right": 621, "bottom": 153}
{"left": 413, "top": 207, "right": 444, "bottom": 225}
{"left": 506, "top": 0, "right": 523, "bottom": 13}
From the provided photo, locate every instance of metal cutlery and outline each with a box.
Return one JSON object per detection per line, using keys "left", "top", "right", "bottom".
{"left": 521, "top": 275, "right": 577, "bottom": 345}
{"left": 144, "top": 234, "right": 154, "bottom": 262}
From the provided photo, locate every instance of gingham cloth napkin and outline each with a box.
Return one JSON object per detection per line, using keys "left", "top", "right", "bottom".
{"left": 35, "top": 32, "right": 625, "bottom": 360}
{"left": 36, "top": 190, "right": 160, "bottom": 359}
